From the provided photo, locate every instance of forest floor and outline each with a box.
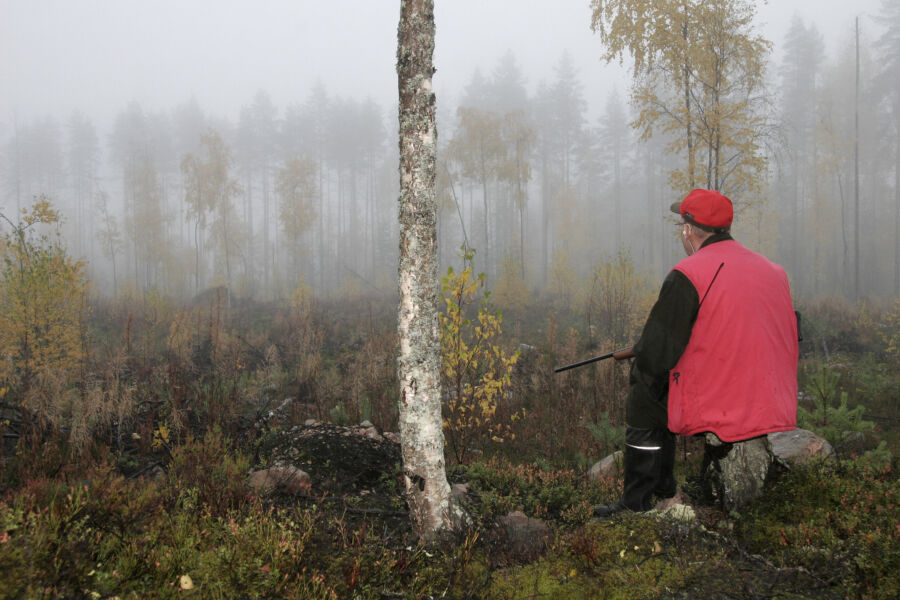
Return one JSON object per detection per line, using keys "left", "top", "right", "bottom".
{"left": 1, "top": 416, "right": 896, "bottom": 599}
{"left": 243, "top": 423, "right": 872, "bottom": 599}
{"left": 2, "top": 294, "right": 898, "bottom": 598}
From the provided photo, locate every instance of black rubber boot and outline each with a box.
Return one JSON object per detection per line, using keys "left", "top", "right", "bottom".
{"left": 593, "top": 427, "right": 665, "bottom": 519}
{"left": 653, "top": 430, "right": 677, "bottom": 499}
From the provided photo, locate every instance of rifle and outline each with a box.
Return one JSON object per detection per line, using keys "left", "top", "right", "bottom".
{"left": 553, "top": 346, "right": 634, "bottom": 373}
{"left": 554, "top": 262, "right": 726, "bottom": 374}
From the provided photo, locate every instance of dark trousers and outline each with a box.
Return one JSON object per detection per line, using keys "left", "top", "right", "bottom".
{"left": 619, "top": 426, "right": 677, "bottom": 511}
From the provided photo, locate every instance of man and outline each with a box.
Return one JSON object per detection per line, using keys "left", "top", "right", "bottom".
{"left": 594, "top": 189, "right": 799, "bottom": 518}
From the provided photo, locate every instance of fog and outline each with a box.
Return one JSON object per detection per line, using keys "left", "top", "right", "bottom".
{"left": 1, "top": 1, "right": 881, "bottom": 124}
{"left": 1, "top": 0, "right": 896, "bottom": 301}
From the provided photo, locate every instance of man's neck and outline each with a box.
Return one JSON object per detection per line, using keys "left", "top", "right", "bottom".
{"left": 700, "top": 232, "right": 733, "bottom": 249}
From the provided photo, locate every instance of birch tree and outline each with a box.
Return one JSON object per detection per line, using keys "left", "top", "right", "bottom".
{"left": 396, "top": 0, "right": 465, "bottom": 542}
{"left": 0, "top": 198, "right": 87, "bottom": 404}
{"left": 591, "top": 0, "right": 771, "bottom": 197}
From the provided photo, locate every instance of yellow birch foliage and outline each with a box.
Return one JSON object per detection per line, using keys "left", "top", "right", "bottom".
{"left": 591, "top": 0, "right": 772, "bottom": 197}
{"left": 439, "top": 251, "right": 519, "bottom": 463}
{"left": 0, "top": 197, "right": 88, "bottom": 406}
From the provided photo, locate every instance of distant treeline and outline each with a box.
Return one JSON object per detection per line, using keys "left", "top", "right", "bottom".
{"left": 2, "top": 6, "right": 900, "bottom": 302}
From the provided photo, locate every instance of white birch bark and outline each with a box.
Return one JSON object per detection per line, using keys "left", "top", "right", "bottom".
{"left": 396, "top": 0, "right": 464, "bottom": 542}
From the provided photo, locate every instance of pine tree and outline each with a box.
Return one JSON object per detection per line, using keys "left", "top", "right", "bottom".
{"left": 873, "top": 0, "right": 900, "bottom": 295}
{"left": 181, "top": 130, "right": 243, "bottom": 293}
{"left": 276, "top": 157, "right": 318, "bottom": 284}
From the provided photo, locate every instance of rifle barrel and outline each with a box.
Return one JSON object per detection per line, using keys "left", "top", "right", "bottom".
{"left": 553, "top": 346, "right": 633, "bottom": 373}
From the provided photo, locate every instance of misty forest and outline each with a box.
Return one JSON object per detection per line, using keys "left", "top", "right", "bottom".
{"left": 6, "top": 8, "right": 900, "bottom": 301}
{"left": 1, "top": 0, "right": 899, "bottom": 598}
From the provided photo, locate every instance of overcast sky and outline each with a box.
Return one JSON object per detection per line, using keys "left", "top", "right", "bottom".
{"left": 0, "top": 0, "right": 889, "bottom": 134}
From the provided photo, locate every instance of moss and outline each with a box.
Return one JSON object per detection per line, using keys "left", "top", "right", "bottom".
{"left": 485, "top": 556, "right": 597, "bottom": 599}
{"left": 567, "top": 516, "right": 701, "bottom": 598}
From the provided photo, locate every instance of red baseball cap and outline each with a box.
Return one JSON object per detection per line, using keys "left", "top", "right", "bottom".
{"left": 670, "top": 189, "right": 733, "bottom": 229}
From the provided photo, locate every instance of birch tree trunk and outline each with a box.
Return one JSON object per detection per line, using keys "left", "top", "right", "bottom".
{"left": 396, "top": 0, "right": 464, "bottom": 543}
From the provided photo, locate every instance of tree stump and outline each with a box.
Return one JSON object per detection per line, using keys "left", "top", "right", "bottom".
{"left": 701, "top": 433, "right": 773, "bottom": 513}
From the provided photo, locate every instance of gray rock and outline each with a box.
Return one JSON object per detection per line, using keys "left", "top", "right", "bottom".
{"left": 768, "top": 428, "right": 834, "bottom": 464}
{"left": 588, "top": 450, "right": 623, "bottom": 481}
{"left": 450, "top": 482, "right": 470, "bottom": 505}
{"left": 496, "top": 511, "right": 551, "bottom": 563}
{"left": 702, "top": 433, "right": 772, "bottom": 513}
{"left": 361, "top": 427, "right": 383, "bottom": 441}
{"left": 451, "top": 482, "right": 469, "bottom": 498}
{"left": 247, "top": 463, "right": 310, "bottom": 495}
{"left": 139, "top": 465, "right": 166, "bottom": 481}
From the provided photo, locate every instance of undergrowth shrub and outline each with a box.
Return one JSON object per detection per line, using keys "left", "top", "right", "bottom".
{"left": 0, "top": 198, "right": 88, "bottom": 407}
{"left": 0, "top": 454, "right": 490, "bottom": 599}
{"left": 735, "top": 457, "right": 900, "bottom": 600}
{"left": 459, "top": 456, "right": 617, "bottom": 525}
{"left": 440, "top": 250, "right": 520, "bottom": 464}
{"left": 585, "top": 412, "right": 626, "bottom": 462}
{"left": 166, "top": 427, "right": 251, "bottom": 516}
{"left": 799, "top": 364, "right": 876, "bottom": 448}
{"left": 503, "top": 313, "right": 632, "bottom": 465}
{"left": 0, "top": 466, "right": 339, "bottom": 599}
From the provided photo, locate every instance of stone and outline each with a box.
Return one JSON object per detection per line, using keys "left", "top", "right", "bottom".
{"left": 361, "top": 427, "right": 383, "bottom": 441}
{"left": 496, "top": 511, "right": 551, "bottom": 564}
{"left": 451, "top": 482, "right": 469, "bottom": 502}
{"left": 247, "top": 463, "right": 310, "bottom": 495}
{"left": 701, "top": 433, "right": 772, "bottom": 513}
{"left": 768, "top": 428, "right": 834, "bottom": 464}
{"left": 359, "top": 420, "right": 374, "bottom": 428}
{"left": 653, "top": 490, "right": 688, "bottom": 513}
{"left": 304, "top": 418, "right": 319, "bottom": 426}
{"left": 141, "top": 465, "right": 166, "bottom": 481}
{"left": 588, "top": 450, "right": 623, "bottom": 481}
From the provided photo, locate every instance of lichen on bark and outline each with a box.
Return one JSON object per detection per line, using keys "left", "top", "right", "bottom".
{"left": 396, "top": 0, "right": 466, "bottom": 543}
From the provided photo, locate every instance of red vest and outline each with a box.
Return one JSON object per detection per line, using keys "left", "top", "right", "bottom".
{"left": 668, "top": 240, "right": 798, "bottom": 442}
